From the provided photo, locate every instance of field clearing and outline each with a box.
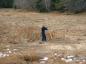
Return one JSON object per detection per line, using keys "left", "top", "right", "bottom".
{"left": 0, "top": 9, "right": 86, "bottom": 64}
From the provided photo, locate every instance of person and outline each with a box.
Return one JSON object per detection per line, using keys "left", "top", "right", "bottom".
{"left": 41, "top": 26, "right": 48, "bottom": 41}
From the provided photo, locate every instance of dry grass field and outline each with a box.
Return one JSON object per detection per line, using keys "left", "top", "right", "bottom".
{"left": 0, "top": 9, "right": 86, "bottom": 64}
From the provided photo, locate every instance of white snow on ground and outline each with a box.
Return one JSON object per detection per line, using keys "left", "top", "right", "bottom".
{"left": 0, "top": 52, "right": 9, "bottom": 58}
{"left": 40, "top": 57, "right": 48, "bottom": 61}
{"left": 0, "top": 48, "right": 18, "bottom": 58}
{"left": 61, "top": 57, "right": 73, "bottom": 62}
{"left": 61, "top": 55, "right": 86, "bottom": 63}
{"left": 40, "top": 57, "right": 48, "bottom": 64}
{"left": 53, "top": 52, "right": 86, "bottom": 63}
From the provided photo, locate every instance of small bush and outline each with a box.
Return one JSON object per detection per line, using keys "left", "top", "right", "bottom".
{"left": 51, "top": 0, "right": 65, "bottom": 12}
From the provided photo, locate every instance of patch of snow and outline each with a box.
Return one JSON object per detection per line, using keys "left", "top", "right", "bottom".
{"left": 8, "top": 51, "right": 12, "bottom": 54}
{"left": 13, "top": 49, "right": 17, "bottom": 51}
{"left": 40, "top": 57, "right": 48, "bottom": 64}
{"left": 61, "top": 55, "right": 86, "bottom": 63}
{"left": 82, "top": 59, "right": 86, "bottom": 62}
{"left": 61, "top": 57, "right": 73, "bottom": 62}
{"left": 65, "top": 59, "right": 73, "bottom": 62}
{"left": 3, "top": 54, "right": 7, "bottom": 57}
{"left": 54, "top": 53, "right": 57, "bottom": 56}
{"left": 67, "top": 55, "right": 75, "bottom": 59}
{"left": 61, "top": 58, "right": 65, "bottom": 60}
{"left": 61, "top": 58, "right": 73, "bottom": 62}
{"left": 40, "top": 57, "right": 48, "bottom": 61}
{"left": 0, "top": 52, "right": 10, "bottom": 58}
{"left": 0, "top": 52, "right": 3, "bottom": 57}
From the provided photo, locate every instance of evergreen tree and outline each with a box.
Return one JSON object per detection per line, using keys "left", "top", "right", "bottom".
{"left": 64, "top": 0, "right": 86, "bottom": 13}
{"left": 0, "top": 0, "right": 14, "bottom": 8}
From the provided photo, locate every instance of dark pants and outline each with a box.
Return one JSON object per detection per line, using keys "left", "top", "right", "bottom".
{"left": 42, "top": 32, "right": 46, "bottom": 41}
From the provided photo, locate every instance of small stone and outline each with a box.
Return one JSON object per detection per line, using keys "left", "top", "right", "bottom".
{"left": 8, "top": 51, "right": 12, "bottom": 53}
{"left": 54, "top": 53, "right": 57, "bottom": 56}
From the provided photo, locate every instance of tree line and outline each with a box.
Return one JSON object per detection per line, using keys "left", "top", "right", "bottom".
{"left": 0, "top": 0, "right": 86, "bottom": 13}
{"left": 0, "top": 0, "right": 14, "bottom": 8}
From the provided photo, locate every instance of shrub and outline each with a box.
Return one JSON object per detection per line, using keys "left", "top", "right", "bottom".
{"left": 51, "top": 0, "right": 65, "bottom": 12}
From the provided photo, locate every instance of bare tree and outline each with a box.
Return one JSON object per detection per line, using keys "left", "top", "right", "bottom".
{"left": 44, "top": 0, "right": 51, "bottom": 11}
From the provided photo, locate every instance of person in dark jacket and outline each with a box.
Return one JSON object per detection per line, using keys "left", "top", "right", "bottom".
{"left": 41, "top": 26, "right": 48, "bottom": 41}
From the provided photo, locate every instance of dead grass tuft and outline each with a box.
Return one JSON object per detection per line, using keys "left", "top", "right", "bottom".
{"left": 0, "top": 54, "right": 27, "bottom": 64}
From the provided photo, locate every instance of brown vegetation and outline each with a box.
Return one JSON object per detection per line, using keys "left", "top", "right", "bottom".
{"left": 0, "top": 9, "right": 86, "bottom": 64}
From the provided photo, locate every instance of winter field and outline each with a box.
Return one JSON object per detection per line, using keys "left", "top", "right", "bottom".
{"left": 0, "top": 9, "right": 86, "bottom": 64}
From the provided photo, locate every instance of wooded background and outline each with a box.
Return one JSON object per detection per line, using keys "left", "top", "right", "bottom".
{"left": 0, "top": 0, "right": 86, "bottom": 13}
